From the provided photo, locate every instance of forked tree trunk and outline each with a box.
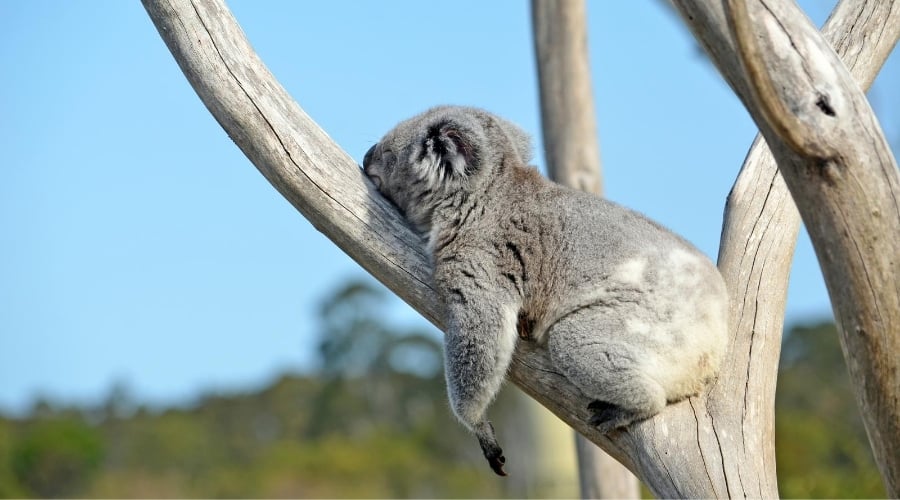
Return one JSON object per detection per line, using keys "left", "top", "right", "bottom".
{"left": 671, "top": 0, "right": 900, "bottom": 494}
{"left": 141, "top": 0, "right": 899, "bottom": 496}
{"left": 532, "top": 1, "right": 639, "bottom": 498}
{"left": 724, "top": 0, "right": 900, "bottom": 492}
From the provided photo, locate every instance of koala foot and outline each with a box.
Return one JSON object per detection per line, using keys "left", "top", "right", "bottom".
{"left": 475, "top": 421, "right": 507, "bottom": 476}
{"left": 482, "top": 443, "right": 507, "bottom": 477}
{"left": 588, "top": 400, "right": 642, "bottom": 434}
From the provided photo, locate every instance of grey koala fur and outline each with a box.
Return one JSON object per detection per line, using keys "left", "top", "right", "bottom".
{"left": 362, "top": 105, "right": 729, "bottom": 476}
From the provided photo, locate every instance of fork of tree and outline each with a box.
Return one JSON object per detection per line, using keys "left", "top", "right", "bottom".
{"left": 141, "top": 0, "right": 900, "bottom": 497}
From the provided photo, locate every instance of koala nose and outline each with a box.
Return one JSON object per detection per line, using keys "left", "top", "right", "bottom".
{"left": 363, "top": 144, "right": 376, "bottom": 170}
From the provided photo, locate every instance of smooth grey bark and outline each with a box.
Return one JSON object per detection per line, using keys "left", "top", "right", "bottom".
{"left": 142, "top": 0, "right": 899, "bottom": 496}
{"left": 531, "top": 1, "right": 639, "bottom": 498}
{"left": 532, "top": 0, "right": 604, "bottom": 194}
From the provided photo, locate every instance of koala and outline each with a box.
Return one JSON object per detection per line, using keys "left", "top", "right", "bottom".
{"left": 362, "top": 106, "right": 729, "bottom": 476}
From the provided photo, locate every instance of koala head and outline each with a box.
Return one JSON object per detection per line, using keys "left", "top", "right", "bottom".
{"left": 363, "top": 106, "right": 532, "bottom": 232}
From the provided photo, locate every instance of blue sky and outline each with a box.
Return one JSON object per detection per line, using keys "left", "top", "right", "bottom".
{"left": 1, "top": 1, "right": 897, "bottom": 415}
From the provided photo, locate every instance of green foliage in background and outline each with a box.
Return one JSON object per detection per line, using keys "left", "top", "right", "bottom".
{"left": 775, "top": 321, "right": 884, "bottom": 498}
{"left": 0, "top": 280, "right": 525, "bottom": 498}
{"left": 9, "top": 417, "right": 103, "bottom": 497}
{"left": 0, "top": 283, "right": 885, "bottom": 498}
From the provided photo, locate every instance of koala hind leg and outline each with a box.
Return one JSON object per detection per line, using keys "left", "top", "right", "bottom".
{"left": 546, "top": 308, "right": 667, "bottom": 433}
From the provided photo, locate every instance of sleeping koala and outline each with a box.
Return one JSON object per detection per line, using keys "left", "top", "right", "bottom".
{"left": 362, "top": 106, "right": 729, "bottom": 476}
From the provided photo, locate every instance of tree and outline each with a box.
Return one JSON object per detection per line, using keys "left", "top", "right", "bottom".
{"left": 11, "top": 418, "right": 104, "bottom": 498}
{"left": 531, "top": 1, "right": 639, "bottom": 498}
{"left": 141, "top": 0, "right": 900, "bottom": 496}
{"left": 307, "top": 279, "right": 445, "bottom": 438}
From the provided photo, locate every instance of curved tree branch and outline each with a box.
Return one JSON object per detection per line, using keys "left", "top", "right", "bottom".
{"left": 725, "top": 0, "right": 900, "bottom": 494}
{"left": 142, "top": 0, "right": 899, "bottom": 496}
{"left": 673, "top": 0, "right": 900, "bottom": 496}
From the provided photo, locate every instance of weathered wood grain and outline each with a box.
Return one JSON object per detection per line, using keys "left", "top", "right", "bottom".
{"left": 726, "top": 0, "right": 900, "bottom": 494}
{"left": 671, "top": 0, "right": 899, "bottom": 496}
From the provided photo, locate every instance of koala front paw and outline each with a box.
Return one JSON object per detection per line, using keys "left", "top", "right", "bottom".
{"left": 475, "top": 421, "right": 507, "bottom": 476}
{"left": 483, "top": 444, "right": 507, "bottom": 477}
{"left": 588, "top": 400, "right": 639, "bottom": 434}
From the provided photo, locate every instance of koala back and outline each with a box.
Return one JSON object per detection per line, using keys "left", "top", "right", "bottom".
{"left": 433, "top": 169, "right": 728, "bottom": 400}
{"left": 364, "top": 106, "right": 729, "bottom": 401}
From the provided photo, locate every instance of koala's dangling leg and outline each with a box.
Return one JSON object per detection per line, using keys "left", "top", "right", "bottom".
{"left": 443, "top": 301, "right": 519, "bottom": 476}
{"left": 546, "top": 308, "right": 668, "bottom": 434}
{"left": 474, "top": 420, "right": 507, "bottom": 476}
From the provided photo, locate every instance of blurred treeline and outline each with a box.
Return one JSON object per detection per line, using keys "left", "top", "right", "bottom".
{"left": 0, "top": 280, "right": 885, "bottom": 498}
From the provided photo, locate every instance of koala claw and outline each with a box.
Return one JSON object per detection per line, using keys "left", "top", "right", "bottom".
{"left": 486, "top": 449, "right": 507, "bottom": 477}
{"left": 476, "top": 421, "right": 508, "bottom": 476}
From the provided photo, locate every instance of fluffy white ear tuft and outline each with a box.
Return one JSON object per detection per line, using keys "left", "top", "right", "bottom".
{"left": 426, "top": 121, "right": 478, "bottom": 179}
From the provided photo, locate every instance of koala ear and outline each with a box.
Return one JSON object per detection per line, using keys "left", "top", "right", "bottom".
{"left": 426, "top": 121, "right": 478, "bottom": 179}
{"left": 496, "top": 118, "right": 533, "bottom": 165}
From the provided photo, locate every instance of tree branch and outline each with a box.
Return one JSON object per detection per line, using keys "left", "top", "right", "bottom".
{"left": 724, "top": 0, "right": 900, "bottom": 494}
{"left": 141, "top": 0, "right": 899, "bottom": 496}
{"left": 672, "top": 0, "right": 900, "bottom": 495}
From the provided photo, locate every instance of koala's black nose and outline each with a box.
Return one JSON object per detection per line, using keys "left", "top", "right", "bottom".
{"left": 363, "top": 144, "right": 376, "bottom": 169}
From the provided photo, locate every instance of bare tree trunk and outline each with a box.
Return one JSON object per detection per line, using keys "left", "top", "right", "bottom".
{"left": 532, "top": 0, "right": 603, "bottom": 194}
{"left": 141, "top": 0, "right": 899, "bottom": 496}
{"left": 574, "top": 434, "right": 640, "bottom": 499}
{"left": 725, "top": 0, "right": 900, "bottom": 494}
{"left": 532, "top": 1, "right": 638, "bottom": 498}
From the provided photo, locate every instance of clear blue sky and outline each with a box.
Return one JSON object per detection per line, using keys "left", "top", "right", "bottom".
{"left": 1, "top": 1, "right": 897, "bottom": 415}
